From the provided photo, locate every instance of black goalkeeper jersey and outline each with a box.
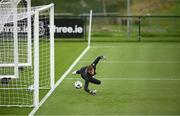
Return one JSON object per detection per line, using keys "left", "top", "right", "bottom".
{"left": 76, "top": 56, "right": 103, "bottom": 93}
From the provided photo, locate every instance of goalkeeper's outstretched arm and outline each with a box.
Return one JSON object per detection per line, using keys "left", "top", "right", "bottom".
{"left": 91, "top": 56, "right": 106, "bottom": 68}
{"left": 72, "top": 69, "right": 81, "bottom": 75}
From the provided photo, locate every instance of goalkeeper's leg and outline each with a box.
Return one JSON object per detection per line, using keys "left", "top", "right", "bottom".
{"left": 89, "top": 77, "right": 101, "bottom": 85}
{"left": 88, "top": 77, "right": 101, "bottom": 95}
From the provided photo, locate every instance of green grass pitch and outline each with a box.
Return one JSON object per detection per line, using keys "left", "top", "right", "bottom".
{"left": 0, "top": 41, "right": 180, "bottom": 115}
{"left": 35, "top": 42, "right": 180, "bottom": 115}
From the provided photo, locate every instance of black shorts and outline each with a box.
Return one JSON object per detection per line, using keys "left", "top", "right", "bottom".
{"left": 89, "top": 77, "right": 101, "bottom": 85}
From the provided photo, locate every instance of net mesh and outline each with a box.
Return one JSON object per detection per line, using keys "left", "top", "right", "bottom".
{"left": 0, "top": 1, "right": 53, "bottom": 106}
{"left": 0, "top": 0, "right": 28, "bottom": 78}
{"left": 0, "top": 0, "right": 33, "bottom": 105}
{"left": 38, "top": 9, "right": 51, "bottom": 88}
{"left": 0, "top": 0, "right": 24, "bottom": 32}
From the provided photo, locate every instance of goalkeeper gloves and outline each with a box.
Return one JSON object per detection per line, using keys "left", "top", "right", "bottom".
{"left": 90, "top": 90, "right": 96, "bottom": 95}
{"left": 72, "top": 71, "right": 77, "bottom": 75}
{"left": 100, "top": 56, "right": 107, "bottom": 60}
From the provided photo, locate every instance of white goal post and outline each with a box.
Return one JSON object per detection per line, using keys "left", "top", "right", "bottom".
{"left": 33, "top": 3, "right": 55, "bottom": 107}
{"left": 0, "top": 0, "right": 54, "bottom": 107}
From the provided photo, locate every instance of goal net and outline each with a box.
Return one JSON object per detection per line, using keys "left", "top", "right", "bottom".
{"left": 0, "top": 0, "right": 54, "bottom": 107}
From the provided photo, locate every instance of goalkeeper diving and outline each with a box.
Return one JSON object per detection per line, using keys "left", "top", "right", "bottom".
{"left": 72, "top": 56, "right": 106, "bottom": 95}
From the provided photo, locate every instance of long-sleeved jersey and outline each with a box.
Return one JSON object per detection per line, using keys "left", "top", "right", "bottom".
{"left": 76, "top": 56, "right": 103, "bottom": 94}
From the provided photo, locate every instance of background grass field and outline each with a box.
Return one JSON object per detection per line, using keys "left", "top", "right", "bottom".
{"left": 34, "top": 42, "right": 180, "bottom": 115}
{"left": 1, "top": 0, "right": 180, "bottom": 115}
{"left": 0, "top": 40, "right": 180, "bottom": 115}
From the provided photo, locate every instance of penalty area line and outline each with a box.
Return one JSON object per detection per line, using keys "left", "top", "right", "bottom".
{"left": 28, "top": 46, "right": 90, "bottom": 116}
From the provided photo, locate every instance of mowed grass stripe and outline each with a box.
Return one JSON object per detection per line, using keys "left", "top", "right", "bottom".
{"left": 81, "top": 43, "right": 180, "bottom": 63}
{"left": 80, "top": 60, "right": 180, "bottom": 64}
{"left": 35, "top": 42, "right": 180, "bottom": 115}
{"left": 66, "top": 77, "right": 180, "bottom": 81}
{"left": 91, "top": 45, "right": 180, "bottom": 48}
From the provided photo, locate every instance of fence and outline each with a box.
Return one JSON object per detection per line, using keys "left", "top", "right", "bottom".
{"left": 54, "top": 14, "right": 180, "bottom": 42}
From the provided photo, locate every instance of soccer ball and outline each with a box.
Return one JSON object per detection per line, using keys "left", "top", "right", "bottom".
{"left": 28, "top": 85, "right": 34, "bottom": 92}
{"left": 74, "top": 81, "right": 82, "bottom": 89}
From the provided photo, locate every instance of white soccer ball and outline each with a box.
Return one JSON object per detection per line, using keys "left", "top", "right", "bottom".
{"left": 28, "top": 85, "right": 34, "bottom": 92}
{"left": 74, "top": 81, "right": 82, "bottom": 89}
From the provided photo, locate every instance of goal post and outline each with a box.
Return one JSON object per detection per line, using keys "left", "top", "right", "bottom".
{"left": 88, "top": 10, "right": 92, "bottom": 47}
{"left": 27, "top": 0, "right": 32, "bottom": 67}
{"left": 33, "top": 3, "right": 55, "bottom": 107}
{"left": 13, "top": 3, "right": 19, "bottom": 80}
{"left": 0, "top": 0, "right": 55, "bottom": 107}
{"left": 34, "top": 9, "right": 39, "bottom": 108}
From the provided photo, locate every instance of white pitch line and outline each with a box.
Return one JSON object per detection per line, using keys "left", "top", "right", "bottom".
{"left": 29, "top": 46, "right": 90, "bottom": 116}
{"left": 80, "top": 60, "right": 180, "bottom": 64}
{"left": 66, "top": 77, "right": 180, "bottom": 81}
